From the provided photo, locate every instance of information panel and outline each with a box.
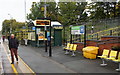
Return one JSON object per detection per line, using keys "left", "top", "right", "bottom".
{"left": 35, "top": 20, "right": 50, "bottom": 26}
{"left": 71, "top": 25, "right": 84, "bottom": 35}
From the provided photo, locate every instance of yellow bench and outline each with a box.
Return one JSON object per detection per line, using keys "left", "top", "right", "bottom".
{"left": 105, "top": 50, "right": 117, "bottom": 60}
{"left": 98, "top": 49, "right": 120, "bottom": 71}
{"left": 98, "top": 49, "right": 109, "bottom": 58}
{"left": 71, "top": 44, "right": 77, "bottom": 56}
{"left": 64, "top": 43, "right": 77, "bottom": 56}
{"left": 98, "top": 49, "right": 110, "bottom": 66}
{"left": 111, "top": 52, "right": 120, "bottom": 71}
{"left": 65, "top": 43, "right": 74, "bottom": 55}
{"left": 64, "top": 43, "right": 70, "bottom": 50}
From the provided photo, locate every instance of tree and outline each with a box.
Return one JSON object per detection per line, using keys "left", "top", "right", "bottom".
{"left": 27, "top": 2, "right": 88, "bottom": 26}
{"left": 87, "top": 2, "right": 119, "bottom": 20}
{"left": 27, "top": 2, "right": 44, "bottom": 20}
{"left": 27, "top": 1, "right": 57, "bottom": 21}
{"left": 2, "top": 19, "right": 25, "bottom": 35}
{"left": 58, "top": 2, "right": 88, "bottom": 26}
{"left": 116, "top": 1, "right": 120, "bottom": 17}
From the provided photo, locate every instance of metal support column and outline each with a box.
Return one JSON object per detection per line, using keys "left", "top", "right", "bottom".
{"left": 84, "top": 25, "right": 86, "bottom": 47}
{"left": 49, "top": 19, "right": 52, "bottom": 57}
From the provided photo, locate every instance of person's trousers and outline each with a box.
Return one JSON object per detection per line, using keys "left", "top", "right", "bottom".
{"left": 10, "top": 48, "right": 18, "bottom": 63}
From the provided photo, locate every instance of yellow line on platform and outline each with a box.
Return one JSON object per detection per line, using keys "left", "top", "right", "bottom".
{"left": 1, "top": 42, "right": 35, "bottom": 75}
{"left": 11, "top": 64, "right": 18, "bottom": 75}
{"left": 18, "top": 56, "right": 36, "bottom": 75}
{"left": 2, "top": 43, "right": 18, "bottom": 75}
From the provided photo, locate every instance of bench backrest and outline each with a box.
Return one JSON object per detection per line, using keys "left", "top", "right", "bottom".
{"left": 72, "top": 44, "right": 77, "bottom": 51}
{"left": 69, "top": 44, "right": 74, "bottom": 50}
{"left": 109, "top": 50, "right": 118, "bottom": 58}
{"left": 117, "top": 52, "right": 120, "bottom": 60}
{"left": 66, "top": 43, "right": 70, "bottom": 49}
{"left": 102, "top": 49, "right": 109, "bottom": 56}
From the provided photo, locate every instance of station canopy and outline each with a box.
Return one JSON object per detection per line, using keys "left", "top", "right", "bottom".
{"left": 51, "top": 21, "right": 62, "bottom": 26}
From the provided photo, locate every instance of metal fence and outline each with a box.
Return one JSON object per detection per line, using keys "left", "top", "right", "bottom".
{"left": 86, "top": 17, "right": 120, "bottom": 40}
{"left": 63, "top": 17, "right": 120, "bottom": 44}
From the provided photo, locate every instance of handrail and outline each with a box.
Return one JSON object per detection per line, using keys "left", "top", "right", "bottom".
{"left": 87, "top": 26, "right": 120, "bottom": 40}
{"left": 66, "top": 26, "right": 120, "bottom": 43}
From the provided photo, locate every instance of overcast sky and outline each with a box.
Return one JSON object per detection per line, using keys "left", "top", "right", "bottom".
{"left": 0, "top": 0, "right": 41, "bottom": 31}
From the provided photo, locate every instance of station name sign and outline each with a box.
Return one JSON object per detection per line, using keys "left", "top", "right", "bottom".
{"left": 53, "top": 25, "right": 63, "bottom": 29}
{"left": 35, "top": 20, "right": 50, "bottom": 26}
{"left": 71, "top": 25, "right": 84, "bottom": 35}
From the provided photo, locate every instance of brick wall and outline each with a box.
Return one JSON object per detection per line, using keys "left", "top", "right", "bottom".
{"left": 101, "top": 36, "right": 120, "bottom": 40}
{"left": 73, "top": 36, "right": 120, "bottom": 56}
{"left": 98, "top": 43, "right": 120, "bottom": 55}
{"left": 73, "top": 42, "right": 84, "bottom": 51}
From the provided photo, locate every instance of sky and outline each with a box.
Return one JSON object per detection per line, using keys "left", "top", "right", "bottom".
{"left": 0, "top": 0, "right": 40, "bottom": 31}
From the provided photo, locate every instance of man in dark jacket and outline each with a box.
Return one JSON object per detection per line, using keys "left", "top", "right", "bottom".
{"left": 8, "top": 34, "right": 19, "bottom": 64}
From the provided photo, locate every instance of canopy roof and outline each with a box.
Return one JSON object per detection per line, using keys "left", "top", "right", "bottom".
{"left": 51, "top": 21, "right": 62, "bottom": 26}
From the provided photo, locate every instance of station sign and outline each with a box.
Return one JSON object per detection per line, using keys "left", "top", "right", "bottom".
{"left": 71, "top": 25, "right": 84, "bottom": 35}
{"left": 53, "top": 25, "right": 63, "bottom": 29}
{"left": 32, "top": 27, "right": 36, "bottom": 30}
{"left": 35, "top": 20, "right": 50, "bottom": 26}
{"left": 22, "top": 26, "right": 26, "bottom": 29}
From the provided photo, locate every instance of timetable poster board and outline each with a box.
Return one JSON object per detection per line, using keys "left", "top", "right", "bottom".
{"left": 28, "top": 33, "right": 31, "bottom": 40}
{"left": 28, "top": 32, "right": 35, "bottom": 41}
{"left": 31, "top": 32, "right": 35, "bottom": 41}
{"left": 38, "top": 32, "right": 45, "bottom": 40}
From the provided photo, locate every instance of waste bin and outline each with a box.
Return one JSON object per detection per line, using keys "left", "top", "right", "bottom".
{"left": 82, "top": 46, "right": 99, "bottom": 59}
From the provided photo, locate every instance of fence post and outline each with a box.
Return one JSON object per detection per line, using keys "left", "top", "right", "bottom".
{"left": 97, "top": 33, "right": 99, "bottom": 40}
{"left": 110, "top": 30, "right": 112, "bottom": 36}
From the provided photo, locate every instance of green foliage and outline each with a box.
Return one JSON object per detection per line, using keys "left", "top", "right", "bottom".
{"left": 2, "top": 19, "right": 25, "bottom": 35}
{"left": 112, "top": 46, "right": 120, "bottom": 51}
{"left": 88, "top": 2, "right": 120, "bottom": 20}
{"left": 27, "top": 2, "right": 44, "bottom": 20}
{"left": 58, "top": 2, "right": 87, "bottom": 26}
{"left": 27, "top": 1, "right": 57, "bottom": 20}
{"left": 27, "top": 2, "right": 88, "bottom": 26}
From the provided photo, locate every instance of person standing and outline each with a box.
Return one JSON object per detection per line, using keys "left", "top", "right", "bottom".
{"left": 24, "top": 38, "right": 28, "bottom": 46}
{"left": 7, "top": 35, "right": 10, "bottom": 41}
{"left": 2, "top": 35, "right": 5, "bottom": 42}
{"left": 8, "top": 34, "right": 19, "bottom": 64}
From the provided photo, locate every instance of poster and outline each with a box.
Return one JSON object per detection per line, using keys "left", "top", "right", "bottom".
{"left": 38, "top": 32, "right": 45, "bottom": 40}
{"left": 28, "top": 32, "right": 35, "bottom": 41}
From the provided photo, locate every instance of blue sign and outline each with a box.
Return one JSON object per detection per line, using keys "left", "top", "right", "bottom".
{"left": 71, "top": 25, "right": 84, "bottom": 34}
{"left": 22, "top": 26, "right": 26, "bottom": 29}
{"left": 80, "top": 25, "right": 84, "bottom": 34}
{"left": 47, "top": 32, "right": 50, "bottom": 37}
{"left": 32, "top": 27, "right": 36, "bottom": 30}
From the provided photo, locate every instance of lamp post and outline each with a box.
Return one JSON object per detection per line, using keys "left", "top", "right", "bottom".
{"left": 91, "top": 25, "right": 94, "bottom": 34}
{"left": 8, "top": 14, "right": 13, "bottom": 34}
{"left": 24, "top": 0, "right": 26, "bottom": 25}
{"left": 49, "top": 19, "right": 52, "bottom": 57}
{"left": 91, "top": 25, "right": 94, "bottom": 40}
{"left": 44, "top": 0, "right": 48, "bottom": 52}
